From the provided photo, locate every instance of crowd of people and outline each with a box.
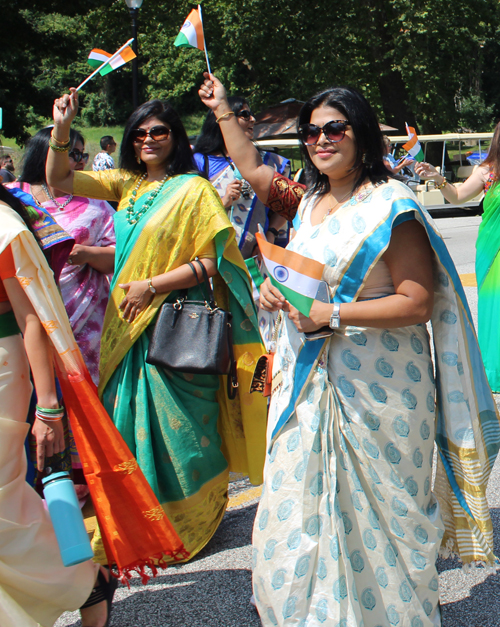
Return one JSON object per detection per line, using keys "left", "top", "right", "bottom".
{"left": 1, "top": 70, "right": 500, "bottom": 627}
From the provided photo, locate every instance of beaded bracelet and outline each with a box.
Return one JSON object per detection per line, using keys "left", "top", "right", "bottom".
{"left": 48, "top": 137, "right": 70, "bottom": 153}
{"left": 435, "top": 178, "right": 447, "bottom": 190}
{"left": 216, "top": 111, "right": 235, "bottom": 124}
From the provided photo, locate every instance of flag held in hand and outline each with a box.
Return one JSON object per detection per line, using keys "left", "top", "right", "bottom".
{"left": 87, "top": 45, "right": 136, "bottom": 76}
{"left": 403, "top": 123, "right": 424, "bottom": 162}
{"left": 174, "top": 8, "right": 204, "bottom": 51}
{"left": 255, "top": 232, "right": 325, "bottom": 317}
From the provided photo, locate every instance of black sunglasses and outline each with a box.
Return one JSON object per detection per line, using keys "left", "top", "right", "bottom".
{"left": 235, "top": 110, "right": 254, "bottom": 120}
{"left": 69, "top": 151, "right": 89, "bottom": 163}
{"left": 298, "top": 120, "right": 350, "bottom": 145}
{"left": 131, "top": 125, "right": 171, "bottom": 143}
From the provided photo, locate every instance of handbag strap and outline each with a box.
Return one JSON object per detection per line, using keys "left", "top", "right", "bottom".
{"left": 188, "top": 259, "right": 216, "bottom": 310}
{"left": 188, "top": 260, "right": 238, "bottom": 399}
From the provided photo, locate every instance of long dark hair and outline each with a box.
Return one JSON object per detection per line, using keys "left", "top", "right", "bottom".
{"left": 481, "top": 121, "right": 500, "bottom": 179}
{"left": 120, "top": 100, "right": 195, "bottom": 175}
{"left": 0, "top": 184, "right": 37, "bottom": 237}
{"left": 19, "top": 127, "right": 85, "bottom": 185}
{"left": 194, "top": 96, "right": 249, "bottom": 155}
{"left": 298, "top": 86, "right": 393, "bottom": 197}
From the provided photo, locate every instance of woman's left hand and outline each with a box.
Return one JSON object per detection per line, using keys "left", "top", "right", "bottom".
{"left": 118, "top": 280, "right": 154, "bottom": 322}
{"left": 287, "top": 300, "right": 330, "bottom": 333}
{"left": 67, "top": 244, "right": 89, "bottom": 266}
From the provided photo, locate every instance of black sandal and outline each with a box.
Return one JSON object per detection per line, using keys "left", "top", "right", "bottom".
{"left": 80, "top": 566, "right": 118, "bottom": 627}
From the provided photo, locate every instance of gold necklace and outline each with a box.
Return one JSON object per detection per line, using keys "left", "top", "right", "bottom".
{"left": 321, "top": 188, "right": 353, "bottom": 223}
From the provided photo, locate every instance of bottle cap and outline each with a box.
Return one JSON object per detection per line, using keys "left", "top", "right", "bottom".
{"left": 41, "top": 471, "right": 71, "bottom": 486}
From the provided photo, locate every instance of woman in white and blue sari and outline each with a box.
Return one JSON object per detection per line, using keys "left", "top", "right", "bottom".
{"left": 199, "top": 77, "right": 500, "bottom": 627}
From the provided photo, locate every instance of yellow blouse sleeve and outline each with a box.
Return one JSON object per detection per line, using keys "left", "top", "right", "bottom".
{"left": 196, "top": 238, "right": 217, "bottom": 259}
{"left": 73, "top": 169, "right": 131, "bottom": 202}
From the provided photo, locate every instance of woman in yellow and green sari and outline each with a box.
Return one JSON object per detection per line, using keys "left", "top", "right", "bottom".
{"left": 46, "top": 89, "right": 268, "bottom": 563}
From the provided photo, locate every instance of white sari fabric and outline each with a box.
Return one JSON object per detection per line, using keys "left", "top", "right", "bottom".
{"left": 0, "top": 335, "right": 95, "bottom": 627}
{"left": 253, "top": 179, "right": 500, "bottom": 627}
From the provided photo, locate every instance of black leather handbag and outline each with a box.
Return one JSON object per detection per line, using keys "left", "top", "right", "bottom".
{"left": 146, "top": 259, "right": 238, "bottom": 399}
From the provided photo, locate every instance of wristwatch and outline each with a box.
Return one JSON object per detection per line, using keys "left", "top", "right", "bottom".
{"left": 147, "top": 278, "right": 157, "bottom": 294}
{"left": 329, "top": 302, "right": 341, "bottom": 329}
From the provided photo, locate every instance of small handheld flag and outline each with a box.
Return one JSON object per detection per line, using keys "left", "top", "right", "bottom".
{"left": 87, "top": 46, "right": 136, "bottom": 76}
{"left": 174, "top": 5, "right": 212, "bottom": 74}
{"left": 403, "top": 123, "right": 424, "bottom": 162}
{"left": 76, "top": 38, "right": 135, "bottom": 92}
{"left": 255, "top": 232, "right": 325, "bottom": 317}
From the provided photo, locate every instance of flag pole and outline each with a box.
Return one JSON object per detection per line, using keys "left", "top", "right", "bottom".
{"left": 76, "top": 38, "right": 135, "bottom": 92}
{"left": 198, "top": 5, "right": 212, "bottom": 75}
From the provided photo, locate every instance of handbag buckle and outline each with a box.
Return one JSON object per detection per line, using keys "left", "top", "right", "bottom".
{"left": 173, "top": 298, "right": 185, "bottom": 310}
{"left": 205, "top": 302, "right": 220, "bottom": 313}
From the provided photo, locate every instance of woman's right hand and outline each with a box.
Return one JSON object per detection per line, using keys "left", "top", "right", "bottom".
{"left": 198, "top": 73, "right": 229, "bottom": 112}
{"left": 222, "top": 180, "right": 242, "bottom": 208}
{"left": 53, "top": 87, "right": 79, "bottom": 133}
{"left": 259, "top": 277, "right": 289, "bottom": 312}
{"left": 414, "top": 161, "right": 440, "bottom": 180}
{"left": 32, "top": 417, "right": 65, "bottom": 471}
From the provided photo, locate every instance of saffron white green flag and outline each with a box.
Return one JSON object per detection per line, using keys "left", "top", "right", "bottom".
{"left": 174, "top": 7, "right": 204, "bottom": 51}
{"left": 255, "top": 232, "right": 325, "bottom": 316}
{"left": 87, "top": 46, "right": 136, "bottom": 76}
{"left": 403, "top": 123, "right": 424, "bottom": 162}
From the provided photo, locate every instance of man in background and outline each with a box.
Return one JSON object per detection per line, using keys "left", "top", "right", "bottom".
{"left": 0, "top": 155, "right": 16, "bottom": 182}
{"left": 92, "top": 136, "right": 116, "bottom": 171}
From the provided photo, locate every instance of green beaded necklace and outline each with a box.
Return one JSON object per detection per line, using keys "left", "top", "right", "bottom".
{"left": 126, "top": 172, "right": 170, "bottom": 225}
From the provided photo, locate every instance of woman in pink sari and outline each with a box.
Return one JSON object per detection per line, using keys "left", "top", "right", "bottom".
{"left": 10, "top": 128, "right": 115, "bottom": 385}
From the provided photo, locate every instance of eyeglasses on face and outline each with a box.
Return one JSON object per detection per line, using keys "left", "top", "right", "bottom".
{"left": 131, "top": 125, "right": 171, "bottom": 143}
{"left": 298, "top": 120, "right": 350, "bottom": 145}
{"left": 235, "top": 110, "right": 254, "bottom": 121}
{"left": 69, "top": 151, "right": 89, "bottom": 163}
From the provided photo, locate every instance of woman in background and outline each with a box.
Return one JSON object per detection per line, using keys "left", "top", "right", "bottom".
{"left": 193, "top": 96, "right": 290, "bottom": 258}
{"left": 10, "top": 127, "right": 115, "bottom": 385}
{"left": 415, "top": 126, "right": 500, "bottom": 392}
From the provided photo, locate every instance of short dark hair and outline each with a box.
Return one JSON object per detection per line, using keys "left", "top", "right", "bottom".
{"left": 298, "top": 86, "right": 393, "bottom": 196}
{"left": 120, "top": 100, "right": 196, "bottom": 175}
{"left": 100, "top": 135, "right": 115, "bottom": 150}
{"left": 19, "top": 127, "right": 85, "bottom": 185}
{"left": 0, "top": 154, "right": 11, "bottom": 164}
{"left": 194, "top": 96, "right": 249, "bottom": 156}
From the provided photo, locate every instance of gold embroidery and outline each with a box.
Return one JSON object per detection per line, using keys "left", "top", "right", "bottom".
{"left": 241, "top": 351, "right": 255, "bottom": 367}
{"left": 194, "top": 389, "right": 203, "bottom": 398}
{"left": 113, "top": 459, "right": 138, "bottom": 475}
{"left": 41, "top": 320, "right": 58, "bottom": 334}
{"left": 137, "top": 428, "right": 148, "bottom": 442}
{"left": 143, "top": 505, "right": 165, "bottom": 521}
{"left": 17, "top": 276, "right": 33, "bottom": 288}
{"left": 202, "top": 414, "right": 211, "bottom": 425}
{"left": 170, "top": 417, "right": 182, "bottom": 430}
{"left": 201, "top": 436, "right": 210, "bottom": 448}
{"left": 240, "top": 319, "right": 253, "bottom": 332}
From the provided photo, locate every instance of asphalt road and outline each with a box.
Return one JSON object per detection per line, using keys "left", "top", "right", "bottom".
{"left": 55, "top": 214, "right": 500, "bottom": 627}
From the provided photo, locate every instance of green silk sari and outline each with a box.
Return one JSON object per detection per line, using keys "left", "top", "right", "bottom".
{"left": 94, "top": 174, "right": 267, "bottom": 563}
{"left": 476, "top": 180, "right": 500, "bottom": 391}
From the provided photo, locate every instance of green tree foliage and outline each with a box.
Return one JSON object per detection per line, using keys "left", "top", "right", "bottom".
{"left": 1, "top": 0, "right": 499, "bottom": 142}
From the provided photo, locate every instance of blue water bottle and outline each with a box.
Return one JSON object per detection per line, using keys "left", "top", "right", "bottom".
{"left": 42, "top": 471, "right": 94, "bottom": 566}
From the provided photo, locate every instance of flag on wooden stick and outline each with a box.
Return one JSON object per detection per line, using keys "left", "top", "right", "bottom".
{"left": 403, "top": 123, "right": 424, "bottom": 162}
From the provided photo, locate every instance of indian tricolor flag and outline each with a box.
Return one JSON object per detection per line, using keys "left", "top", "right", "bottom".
{"left": 87, "top": 46, "right": 136, "bottom": 76}
{"left": 256, "top": 232, "right": 325, "bottom": 317}
{"left": 174, "top": 8, "right": 204, "bottom": 51}
{"left": 403, "top": 123, "right": 424, "bottom": 162}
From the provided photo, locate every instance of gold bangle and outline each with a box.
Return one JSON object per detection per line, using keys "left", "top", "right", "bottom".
{"left": 49, "top": 137, "right": 70, "bottom": 152}
{"left": 50, "top": 132, "right": 70, "bottom": 146}
{"left": 435, "top": 178, "right": 447, "bottom": 190}
{"left": 216, "top": 111, "right": 235, "bottom": 124}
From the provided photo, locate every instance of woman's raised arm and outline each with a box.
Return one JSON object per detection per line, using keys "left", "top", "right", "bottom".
{"left": 45, "top": 88, "right": 79, "bottom": 194}
{"left": 198, "top": 73, "right": 275, "bottom": 204}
